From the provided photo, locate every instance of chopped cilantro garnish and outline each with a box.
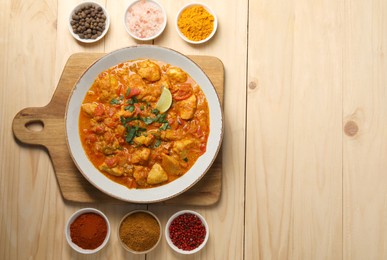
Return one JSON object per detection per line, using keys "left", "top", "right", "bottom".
{"left": 145, "top": 117, "right": 155, "bottom": 125}
{"left": 160, "top": 123, "right": 170, "bottom": 131}
{"left": 110, "top": 98, "right": 121, "bottom": 104}
{"left": 124, "top": 125, "right": 146, "bottom": 143}
{"left": 125, "top": 105, "right": 135, "bottom": 112}
{"left": 127, "top": 96, "right": 138, "bottom": 105}
{"left": 153, "top": 139, "right": 161, "bottom": 148}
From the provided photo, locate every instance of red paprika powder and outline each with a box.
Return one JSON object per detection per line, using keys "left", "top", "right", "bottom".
{"left": 70, "top": 212, "right": 108, "bottom": 250}
{"left": 169, "top": 213, "right": 206, "bottom": 251}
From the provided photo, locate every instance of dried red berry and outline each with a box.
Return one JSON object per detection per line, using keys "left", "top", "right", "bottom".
{"left": 169, "top": 213, "right": 206, "bottom": 251}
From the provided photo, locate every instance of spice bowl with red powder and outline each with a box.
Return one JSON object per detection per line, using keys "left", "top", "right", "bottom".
{"left": 165, "top": 210, "right": 209, "bottom": 254}
{"left": 65, "top": 208, "right": 111, "bottom": 254}
{"left": 123, "top": 0, "right": 167, "bottom": 41}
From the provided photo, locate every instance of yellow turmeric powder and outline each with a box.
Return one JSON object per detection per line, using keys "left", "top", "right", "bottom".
{"left": 177, "top": 5, "right": 214, "bottom": 42}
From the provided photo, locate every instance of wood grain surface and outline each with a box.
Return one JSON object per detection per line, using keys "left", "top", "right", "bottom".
{"left": 1, "top": 0, "right": 387, "bottom": 259}
{"left": 12, "top": 53, "right": 224, "bottom": 205}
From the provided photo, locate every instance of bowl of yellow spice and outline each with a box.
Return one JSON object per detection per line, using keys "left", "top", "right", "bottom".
{"left": 176, "top": 2, "right": 217, "bottom": 44}
{"left": 118, "top": 210, "right": 162, "bottom": 254}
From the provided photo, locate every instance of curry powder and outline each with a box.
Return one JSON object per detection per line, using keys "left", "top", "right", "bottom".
{"left": 119, "top": 212, "right": 160, "bottom": 252}
{"left": 178, "top": 6, "right": 214, "bottom": 41}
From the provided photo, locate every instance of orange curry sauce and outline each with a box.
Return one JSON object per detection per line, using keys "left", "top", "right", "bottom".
{"left": 79, "top": 59, "right": 209, "bottom": 189}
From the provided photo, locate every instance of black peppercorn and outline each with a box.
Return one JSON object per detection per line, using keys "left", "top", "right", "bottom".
{"left": 70, "top": 4, "right": 107, "bottom": 41}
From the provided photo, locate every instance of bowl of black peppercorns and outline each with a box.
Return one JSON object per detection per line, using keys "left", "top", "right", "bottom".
{"left": 68, "top": 2, "right": 110, "bottom": 43}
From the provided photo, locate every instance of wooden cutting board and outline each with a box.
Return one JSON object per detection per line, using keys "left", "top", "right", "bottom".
{"left": 12, "top": 53, "right": 224, "bottom": 205}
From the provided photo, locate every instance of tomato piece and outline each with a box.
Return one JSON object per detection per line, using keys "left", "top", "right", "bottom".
{"left": 124, "top": 177, "right": 137, "bottom": 189}
{"left": 197, "top": 125, "right": 203, "bottom": 137}
{"left": 173, "top": 83, "right": 193, "bottom": 101}
{"left": 105, "top": 157, "right": 118, "bottom": 168}
{"left": 86, "top": 134, "right": 97, "bottom": 143}
{"left": 93, "top": 125, "right": 105, "bottom": 134}
{"left": 108, "top": 107, "right": 117, "bottom": 117}
{"left": 116, "top": 85, "right": 123, "bottom": 96}
{"left": 94, "top": 103, "right": 105, "bottom": 116}
{"left": 132, "top": 103, "right": 142, "bottom": 116}
{"left": 126, "top": 87, "right": 141, "bottom": 98}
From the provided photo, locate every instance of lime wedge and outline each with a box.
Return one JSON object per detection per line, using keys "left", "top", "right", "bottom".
{"left": 155, "top": 87, "right": 172, "bottom": 113}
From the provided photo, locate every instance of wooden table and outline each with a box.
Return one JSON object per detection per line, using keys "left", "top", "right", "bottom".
{"left": 1, "top": 0, "right": 386, "bottom": 259}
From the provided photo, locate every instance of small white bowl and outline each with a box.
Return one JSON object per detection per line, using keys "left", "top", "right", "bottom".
{"left": 176, "top": 3, "right": 218, "bottom": 44}
{"left": 123, "top": 0, "right": 167, "bottom": 41}
{"left": 165, "top": 210, "right": 209, "bottom": 254}
{"left": 118, "top": 210, "right": 162, "bottom": 254}
{"left": 68, "top": 1, "right": 110, "bottom": 43}
{"left": 65, "top": 208, "right": 110, "bottom": 254}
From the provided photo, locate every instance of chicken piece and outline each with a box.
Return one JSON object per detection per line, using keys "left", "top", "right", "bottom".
{"left": 166, "top": 67, "right": 188, "bottom": 84}
{"left": 115, "top": 124, "right": 126, "bottom": 136}
{"left": 133, "top": 135, "right": 154, "bottom": 147}
{"left": 173, "top": 139, "right": 195, "bottom": 159}
{"left": 133, "top": 166, "right": 148, "bottom": 186}
{"left": 81, "top": 103, "right": 97, "bottom": 117}
{"left": 128, "top": 74, "right": 161, "bottom": 102}
{"left": 99, "top": 162, "right": 124, "bottom": 176}
{"left": 94, "top": 73, "right": 117, "bottom": 102}
{"left": 177, "top": 94, "right": 197, "bottom": 120}
{"left": 117, "top": 108, "right": 135, "bottom": 118}
{"left": 156, "top": 74, "right": 172, "bottom": 90}
{"left": 136, "top": 60, "right": 161, "bottom": 82}
{"left": 131, "top": 147, "right": 151, "bottom": 164}
{"left": 161, "top": 154, "right": 182, "bottom": 176}
{"left": 160, "top": 129, "right": 183, "bottom": 141}
{"left": 128, "top": 73, "right": 147, "bottom": 89}
{"left": 147, "top": 163, "right": 168, "bottom": 185}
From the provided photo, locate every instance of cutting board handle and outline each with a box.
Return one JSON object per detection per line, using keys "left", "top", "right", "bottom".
{"left": 12, "top": 106, "right": 63, "bottom": 148}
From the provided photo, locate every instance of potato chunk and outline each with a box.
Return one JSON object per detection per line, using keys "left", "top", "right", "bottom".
{"left": 147, "top": 163, "right": 168, "bottom": 185}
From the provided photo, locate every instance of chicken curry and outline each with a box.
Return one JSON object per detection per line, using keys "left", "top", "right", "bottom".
{"left": 79, "top": 59, "right": 210, "bottom": 189}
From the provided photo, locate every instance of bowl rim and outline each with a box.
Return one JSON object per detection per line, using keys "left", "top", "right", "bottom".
{"left": 123, "top": 0, "right": 167, "bottom": 41}
{"left": 118, "top": 209, "right": 162, "bottom": 254}
{"left": 68, "top": 1, "right": 110, "bottom": 43}
{"left": 65, "top": 45, "right": 224, "bottom": 203}
{"left": 175, "top": 2, "right": 218, "bottom": 44}
{"left": 65, "top": 208, "right": 111, "bottom": 254}
{"left": 165, "top": 210, "right": 209, "bottom": 254}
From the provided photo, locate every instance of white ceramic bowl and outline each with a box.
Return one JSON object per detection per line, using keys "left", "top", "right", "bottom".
{"left": 68, "top": 1, "right": 110, "bottom": 43}
{"left": 65, "top": 45, "right": 223, "bottom": 203}
{"left": 118, "top": 210, "right": 162, "bottom": 254}
{"left": 65, "top": 208, "right": 111, "bottom": 254}
{"left": 123, "top": 0, "right": 167, "bottom": 41}
{"left": 165, "top": 210, "right": 209, "bottom": 254}
{"left": 176, "top": 2, "right": 218, "bottom": 44}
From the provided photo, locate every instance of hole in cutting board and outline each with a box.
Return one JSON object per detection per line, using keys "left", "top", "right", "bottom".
{"left": 25, "top": 120, "right": 44, "bottom": 132}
